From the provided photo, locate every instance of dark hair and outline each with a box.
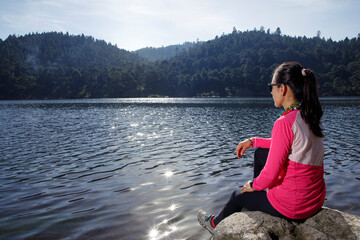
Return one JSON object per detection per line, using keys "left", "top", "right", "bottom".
{"left": 274, "top": 62, "right": 324, "bottom": 137}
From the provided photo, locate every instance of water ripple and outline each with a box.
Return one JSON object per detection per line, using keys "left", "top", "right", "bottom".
{"left": 0, "top": 98, "right": 359, "bottom": 240}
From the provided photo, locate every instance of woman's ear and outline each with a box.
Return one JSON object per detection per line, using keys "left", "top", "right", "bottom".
{"left": 281, "top": 84, "right": 287, "bottom": 96}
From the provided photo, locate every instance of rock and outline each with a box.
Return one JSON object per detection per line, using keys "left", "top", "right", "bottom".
{"left": 212, "top": 207, "right": 360, "bottom": 240}
{"left": 294, "top": 207, "right": 360, "bottom": 240}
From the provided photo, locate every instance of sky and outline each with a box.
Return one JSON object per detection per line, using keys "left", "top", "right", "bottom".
{"left": 0, "top": 0, "right": 359, "bottom": 51}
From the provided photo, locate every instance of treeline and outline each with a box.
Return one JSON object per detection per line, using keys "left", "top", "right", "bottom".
{"left": 168, "top": 28, "right": 360, "bottom": 97}
{"left": 0, "top": 30, "right": 360, "bottom": 99}
{"left": 0, "top": 32, "right": 145, "bottom": 99}
{"left": 135, "top": 42, "right": 196, "bottom": 61}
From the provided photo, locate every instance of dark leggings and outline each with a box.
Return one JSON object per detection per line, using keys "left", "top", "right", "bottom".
{"left": 213, "top": 148, "right": 295, "bottom": 226}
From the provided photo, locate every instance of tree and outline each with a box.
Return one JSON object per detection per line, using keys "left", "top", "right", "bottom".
{"left": 232, "top": 26, "right": 237, "bottom": 34}
{"left": 317, "top": 30, "right": 321, "bottom": 39}
{"left": 1, "top": 30, "right": 360, "bottom": 99}
{"left": 275, "top": 27, "right": 282, "bottom": 35}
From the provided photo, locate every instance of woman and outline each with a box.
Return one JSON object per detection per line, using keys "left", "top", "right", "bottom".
{"left": 197, "top": 62, "right": 326, "bottom": 234}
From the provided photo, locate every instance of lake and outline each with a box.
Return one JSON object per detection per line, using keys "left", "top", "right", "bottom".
{"left": 0, "top": 97, "right": 359, "bottom": 240}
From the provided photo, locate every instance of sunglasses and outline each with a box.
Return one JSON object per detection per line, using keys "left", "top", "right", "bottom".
{"left": 268, "top": 83, "right": 282, "bottom": 92}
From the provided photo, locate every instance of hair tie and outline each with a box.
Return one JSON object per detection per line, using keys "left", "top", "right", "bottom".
{"left": 301, "top": 68, "right": 306, "bottom": 77}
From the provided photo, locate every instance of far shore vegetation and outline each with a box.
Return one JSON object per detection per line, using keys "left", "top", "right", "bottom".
{"left": 1, "top": 29, "right": 359, "bottom": 100}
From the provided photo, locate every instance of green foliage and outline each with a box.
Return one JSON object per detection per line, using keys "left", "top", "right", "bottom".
{"left": 167, "top": 30, "right": 360, "bottom": 97}
{"left": 0, "top": 32, "right": 144, "bottom": 99}
{"left": 1, "top": 30, "right": 360, "bottom": 99}
{"left": 134, "top": 42, "right": 196, "bottom": 61}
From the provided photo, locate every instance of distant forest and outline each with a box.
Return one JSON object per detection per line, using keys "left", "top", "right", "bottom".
{"left": 134, "top": 42, "right": 196, "bottom": 61}
{"left": 0, "top": 29, "right": 359, "bottom": 99}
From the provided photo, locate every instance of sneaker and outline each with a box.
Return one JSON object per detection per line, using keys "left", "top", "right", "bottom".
{"left": 197, "top": 209, "right": 215, "bottom": 234}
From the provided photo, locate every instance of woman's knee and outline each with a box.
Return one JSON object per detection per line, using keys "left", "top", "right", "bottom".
{"left": 254, "top": 148, "right": 269, "bottom": 168}
{"left": 254, "top": 148, "right": 269, "bottom": 160}
{"left": 228, "top": 190, "right": 245, "bottom": 204}
{"left": 230, "top": 189, "right": 241, "bottom": 198}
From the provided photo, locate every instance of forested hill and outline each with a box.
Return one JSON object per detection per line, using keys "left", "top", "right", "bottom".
{"left": 1, "top": 30, "right": 360, "bottom": 99}
{"left": 167, "top": 29, "right": 360, "bottom": 97}
{"left": 0, "top": 32, "right": 145, "bottom": 99}
{"left": 134, "top": 41, "right": 197, "bottom": 61}
{"left": 1, "top": 32, "right": 142, "bottom": 69}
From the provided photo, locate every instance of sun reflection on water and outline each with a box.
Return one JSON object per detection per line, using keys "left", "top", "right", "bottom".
{"left": 168, "top": 203, "right": 177, "bottom": 212}
{"left": 147, "top": 201, "right": 183, "bottom": 239}
{"left": 145, "top": 169, "right": 185, "bottom": 239}
{"left": 147, "top": 219, "right": 181, "bottom": 240}
{"left": 163, "top": 170, "right": 174, "bottom": 179}
{"left": 130, "top": 123, "right": 139, "bottom": 127}
{"left": 148, "top": 227, "right": 159, "bottom": 240}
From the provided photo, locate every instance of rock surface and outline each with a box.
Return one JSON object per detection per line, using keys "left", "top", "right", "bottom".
{"left": 212, "top": 207, "right": 360, "bottom": 240}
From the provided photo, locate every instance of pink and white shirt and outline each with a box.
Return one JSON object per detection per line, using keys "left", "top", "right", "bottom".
{"left": 252, "top": 109, "right": 326, "bottom": 219}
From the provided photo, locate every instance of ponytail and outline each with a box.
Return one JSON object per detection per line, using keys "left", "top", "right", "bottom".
{"left": 301, "top": 69, "right": 324, "bottom": 138}
{"left": 274, "top": 62, "right": 324, "bottom": 137}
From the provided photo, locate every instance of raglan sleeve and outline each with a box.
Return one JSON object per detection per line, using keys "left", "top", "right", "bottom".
{"left": 252, "top": 118, "right": 294, "bottom": 191}
{"left": 253, "top": 137, "right": 271, "bottom": 148}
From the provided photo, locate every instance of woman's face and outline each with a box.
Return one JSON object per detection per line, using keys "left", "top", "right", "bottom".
{"left": 271, "top": 73, "right": 284, "bottom": 108}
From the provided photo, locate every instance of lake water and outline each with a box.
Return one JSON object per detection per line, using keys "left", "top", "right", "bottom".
{"left": 0, "top": 98, "right": 359, "bottom": 240}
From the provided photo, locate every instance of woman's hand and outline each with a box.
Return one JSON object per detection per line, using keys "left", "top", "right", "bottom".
{"left": 241, "top": 180, "right": 255, "bottom": 194}
{"left": 236, "top": 138, "right": 252, "bottom": 158}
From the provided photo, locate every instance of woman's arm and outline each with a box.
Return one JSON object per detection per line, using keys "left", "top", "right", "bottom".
{"left": 241, "top": 180, "right": 255, "bottom": 194}
{"left": 253, "top": 137, "right": 271, "bottom": 148}
{"left": 252, "top": 119, "right": 294, "bottom": 191}
{"left": 236, "top": 138, "right": 252, "bottom": 158}
{"left": 236, "top": 137, "right": 272, "bottom": 158}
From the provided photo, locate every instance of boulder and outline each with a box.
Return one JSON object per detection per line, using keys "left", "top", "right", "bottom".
{"left": 212, "top": 207, "right": 360, "bottom": 240}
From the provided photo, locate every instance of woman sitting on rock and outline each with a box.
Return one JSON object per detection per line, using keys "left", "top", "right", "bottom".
{"left": 197, "top": 61, "right": 326, "bottom": 234}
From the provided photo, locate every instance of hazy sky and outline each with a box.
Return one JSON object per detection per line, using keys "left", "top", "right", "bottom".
{"left": 1, "top": 0, "right": 359, "bottom": 51}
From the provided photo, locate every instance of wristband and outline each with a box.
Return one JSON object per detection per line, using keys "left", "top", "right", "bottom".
{"left": 248, "top": 138, "right": 253, "bottom": 146}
